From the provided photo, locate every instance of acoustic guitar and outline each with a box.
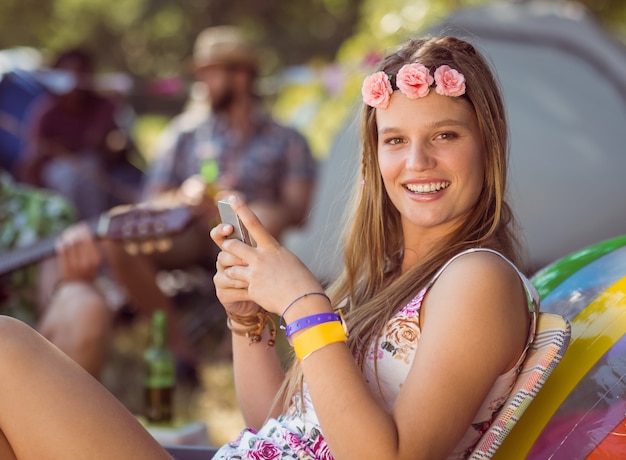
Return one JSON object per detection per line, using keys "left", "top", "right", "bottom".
{"left": 0, "top": 204, "right": 196, "bottom": 277}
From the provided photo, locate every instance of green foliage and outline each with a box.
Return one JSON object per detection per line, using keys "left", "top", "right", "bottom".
{"left": 1, "top": 0, "right": 624, "bottom": 161}
{"left": 2, "top": 0, "right": 625, "bottom": 74}
{"left": 132, "top": 114, "right": 170, "bottom": 162}
{"left": 0, "top": 0, "right": 362, "bottom": 78}
{"left": 577, "top": 0, "right": 626, "bottom": 40}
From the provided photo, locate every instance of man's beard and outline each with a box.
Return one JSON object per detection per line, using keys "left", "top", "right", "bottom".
{"left": 209, "top": 85, "right": 236, "bottom": 113}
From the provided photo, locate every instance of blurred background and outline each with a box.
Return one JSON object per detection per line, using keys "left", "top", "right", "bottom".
{"left": 1, "top": 0, "right": 626, "bottom": 448}
{"left": 1, "top": 0, "right": 623, "bottom": 163}
{"left": 2, "top": 0, "right": 625, "bottom": 273}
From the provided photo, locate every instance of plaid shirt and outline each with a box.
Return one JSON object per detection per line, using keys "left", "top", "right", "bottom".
{"left": 144, "top": 106, "right": 317, "bottom": 202}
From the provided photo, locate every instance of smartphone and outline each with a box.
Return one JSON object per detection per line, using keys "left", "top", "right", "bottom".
{"left": 217, "top": 200, "right": 252, "bottom": 245}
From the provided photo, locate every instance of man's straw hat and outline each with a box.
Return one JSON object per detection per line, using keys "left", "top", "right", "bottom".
{"left": 193, "top": 26, "right": 259, "bottom": 72}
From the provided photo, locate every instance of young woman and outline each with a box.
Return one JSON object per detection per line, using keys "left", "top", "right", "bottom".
{"left": 0, "top": 36, "right": 536, "bottom": 459}
{"left": 209, "top": 35, "right": 536, "bottom": 459}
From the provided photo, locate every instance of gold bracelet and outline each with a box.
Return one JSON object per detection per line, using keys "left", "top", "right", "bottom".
{"left": 226, "top": 310, "right": 276, "bottom": 347}
{"left": 292, "top": 320, "right": 347, "bottom": 361}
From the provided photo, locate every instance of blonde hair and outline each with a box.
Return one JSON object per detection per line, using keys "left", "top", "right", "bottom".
{"left": 276, "top": 36, "right": 520, "bottom": 413}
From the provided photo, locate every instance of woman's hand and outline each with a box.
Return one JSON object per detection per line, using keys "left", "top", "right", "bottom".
{"left": 210, "top": 195, "right": 324, "bottom": 317}
{"left": 212, "top": 243, "right": 259, "bottom": 317}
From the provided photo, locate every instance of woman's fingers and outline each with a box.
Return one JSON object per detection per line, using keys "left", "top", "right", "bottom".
{"left": 226, "top": 195, "right": 278, "bottom": 249}
{"left": 211, "top": 196, "right": 324, "bottom": 315}
{"left": 210, "top": 221, "right": 245, "bottom": 251}
{"left": 214, "top": 243, "right": 250, "bottom": 297}
{"left": 213, "top": 268, "right": 248, "bottom": 291}
{"left": 210, "top": 221, "right": 230, "bottom": 247}
{"left": 216, "top": 244, "right": 246, "bottom": 267}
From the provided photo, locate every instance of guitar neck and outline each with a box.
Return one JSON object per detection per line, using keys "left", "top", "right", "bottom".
{"left": 0, "top": 204, "right": 194, "bottom": 278}
{"left": 0, "top": 218, "right": 101, "bottom": 277}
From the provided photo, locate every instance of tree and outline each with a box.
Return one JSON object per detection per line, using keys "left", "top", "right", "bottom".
{"left": 0, "top": 0, "right": 362, "bottom": 78}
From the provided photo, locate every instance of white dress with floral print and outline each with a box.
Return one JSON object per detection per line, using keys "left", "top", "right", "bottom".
{"left": 212, "top": 249, "right": 538, "bottom": 460}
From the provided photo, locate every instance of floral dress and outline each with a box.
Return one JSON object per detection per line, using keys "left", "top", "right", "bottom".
{"left": 212, "top": 389, "right": 332, "bottom": 460}
{"left": 212, "top": 249, "right": 538, "bottom": 460}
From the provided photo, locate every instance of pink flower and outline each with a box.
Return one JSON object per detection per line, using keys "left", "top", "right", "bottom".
{"left": 401, "top": 288, "right": 426, "bottom": 316}
{"left": 249, "top": 439, "right": 281, "bottom": 460}
{"left": 396, "top": 63, "right": 434, "bottom": 99}
{"left": 310, "top": 434, "right": 334, "bottom": 460}
{"left": 361, "top": 71, "right": 393, "bottom": 109}
{"left": 434, "top": 65, "right": 466, "bottom": 97}
{"left": 285, "top": 431, "right": 308, "bottom": 453}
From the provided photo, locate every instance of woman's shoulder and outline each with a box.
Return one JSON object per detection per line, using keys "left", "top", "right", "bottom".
{"left": 418, "top": 248, "right": 532, "bottom": 377}
{"left": 442, "top": 247, "right": 520, "bottom": 272}
{"left": 433, "top": 248, "right": 526, "bottom": 292}
{"left": 424, "top": 248, "right": 530, "bottom": 323}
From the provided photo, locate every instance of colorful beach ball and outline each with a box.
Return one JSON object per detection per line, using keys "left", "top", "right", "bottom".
{"left": 493, "top": 235, "right": 626, "bottom": 459}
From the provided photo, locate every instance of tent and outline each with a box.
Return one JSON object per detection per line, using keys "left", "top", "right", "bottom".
{"left": 284, "top": 0, "right": 626, "bottom": 280}
{"left": 0, "top": 70, "right": 46, "bottom": 174}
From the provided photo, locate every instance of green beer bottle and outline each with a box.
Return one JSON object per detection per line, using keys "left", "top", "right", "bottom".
{"left": 143, "top": 310, "right": 175, "bottom": 423}
{"left": 201, "top": 158, "right": 220, "bottom": 198}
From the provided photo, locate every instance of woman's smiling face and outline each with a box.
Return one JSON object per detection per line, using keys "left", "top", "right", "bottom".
{"left": 376, "top": 90, "right": 485, "bottom": 244}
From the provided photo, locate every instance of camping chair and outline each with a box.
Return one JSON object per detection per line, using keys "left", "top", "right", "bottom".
{"left": 469, "top": 312, "right": 571, "bottom": 459}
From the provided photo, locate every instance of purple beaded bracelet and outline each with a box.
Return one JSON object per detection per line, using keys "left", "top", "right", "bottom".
{"left": 284, "top": 312, "right": 342, "bottom": 339}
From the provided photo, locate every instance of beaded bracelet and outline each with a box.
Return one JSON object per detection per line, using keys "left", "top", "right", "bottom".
{"left": 226, "top": 309, "right": 277, "bottom": 347}
{"left": 292, "top": 320, "right": 347, "bottom": 361}
{"left": 279, "top": 291, "right": 331, "bottom": 328}
{"left": 284, "top": 312, "right": 342, "bottom": 339}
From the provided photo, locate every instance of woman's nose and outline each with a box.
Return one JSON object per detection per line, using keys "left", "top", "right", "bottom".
{"left": 406, "top": 142, "right": 435, "bottom": 170}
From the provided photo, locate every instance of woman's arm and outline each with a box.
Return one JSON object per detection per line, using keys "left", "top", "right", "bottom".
{"left": 212, "top": 197, "right": 530, "bottom": 459}
{"left": 230, "top": 322, "right": 286, "bottom": 427}
{"left": 302, "top": 251, "right": 529, "bottom": 459}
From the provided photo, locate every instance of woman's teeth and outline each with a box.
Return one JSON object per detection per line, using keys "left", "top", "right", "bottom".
{"left": 405, "top": 182, "right": 450, "bottom": 193}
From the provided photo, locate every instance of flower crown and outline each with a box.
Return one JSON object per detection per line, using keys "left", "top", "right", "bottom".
{"left": 362, "top": 63, "right": 466, "bottom": 110}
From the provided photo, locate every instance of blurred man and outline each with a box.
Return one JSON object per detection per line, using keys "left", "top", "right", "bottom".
{"left": 145, "top": 25, "right": 316, "bottom": 236}
{"left": 104, "top": 26, "right": 317, "bottom": 371}
{"left": 18, "top": 48, "right": 142, "bottom": 219}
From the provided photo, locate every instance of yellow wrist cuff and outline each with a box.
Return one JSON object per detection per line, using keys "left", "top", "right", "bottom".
{"left": 292, "top": 320, "right": 347, "bottom": 361}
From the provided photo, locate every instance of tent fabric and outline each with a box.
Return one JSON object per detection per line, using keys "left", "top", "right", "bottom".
{"left": 0, "top": 71, "right": 46, "bottom": 173}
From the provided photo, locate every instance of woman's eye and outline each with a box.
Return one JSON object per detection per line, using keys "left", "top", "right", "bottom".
{"left": 437, "top": 132, "right": 458, "bottom": 140}
{"left": 385, "top": 137, "right": 404, "bottom": 145}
